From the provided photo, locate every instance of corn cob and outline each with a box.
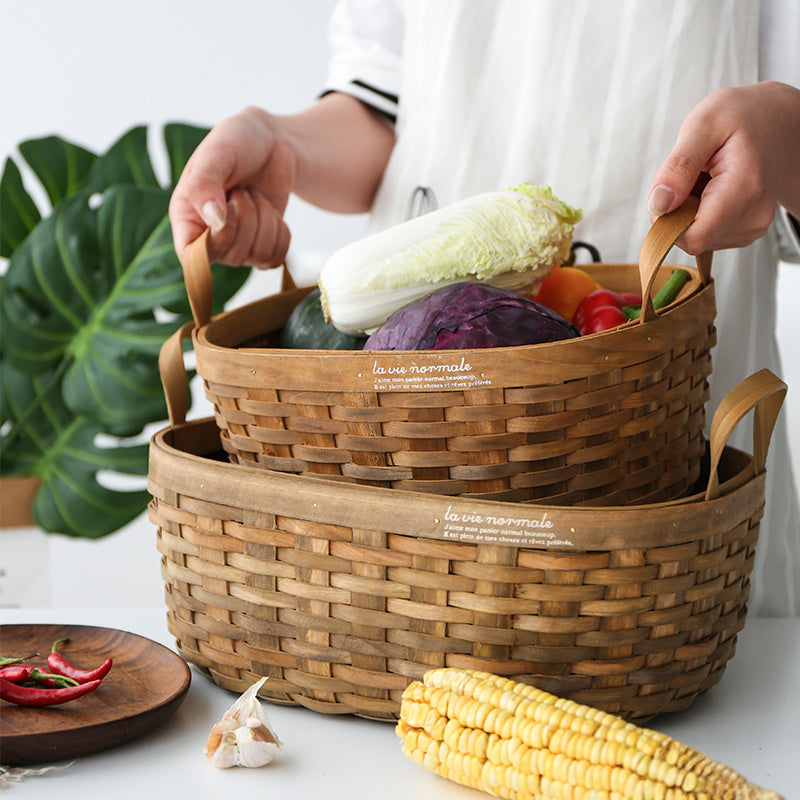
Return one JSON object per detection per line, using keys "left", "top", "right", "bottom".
{"left": 396, "top": 668, "right": 783, "bottom": 800}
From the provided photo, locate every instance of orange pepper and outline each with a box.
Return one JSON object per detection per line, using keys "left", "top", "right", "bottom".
{"left": 531, "top": 265, "right": 601, "bottom": 323}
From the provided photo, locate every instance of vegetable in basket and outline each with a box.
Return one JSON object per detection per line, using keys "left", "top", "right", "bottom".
{"left": 530, "top": 264, "right": 600, "bottom": 323}
{"left": 319, "top": 184, "right": 582, "bottom": 335}
{"left": 364, "top": 283, "right": 579, "bottom": 351}
{"left": 573, "top": 267, "right": 690, "bottom": 335}
{"left": 279, "top": 288, "right": 366, "bottom": 350}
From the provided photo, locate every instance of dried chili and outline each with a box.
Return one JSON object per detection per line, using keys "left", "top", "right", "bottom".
{"left": 47, "top": 637, "right": 113, "bottom": 683}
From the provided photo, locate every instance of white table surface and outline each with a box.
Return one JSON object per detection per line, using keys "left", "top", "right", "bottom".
{"left": 0, "top": 609, "right": 797, "bottom": 799}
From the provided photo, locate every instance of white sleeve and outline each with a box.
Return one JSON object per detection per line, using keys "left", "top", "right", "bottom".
{"left": 323, "top": 0, "right": 404, "bottom": 122}
{"left": 759, "top": 0, "right": 800, "bottom": 86}
{"left": 760, "top": 0, "right": 800, "bottom": 262}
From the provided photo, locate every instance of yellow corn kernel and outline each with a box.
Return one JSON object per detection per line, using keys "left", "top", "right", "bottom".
{"left": 396, "top": 668, "right": 784, "bottom": 800}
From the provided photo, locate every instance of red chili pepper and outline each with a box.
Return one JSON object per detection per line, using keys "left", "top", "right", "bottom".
{"left": 0, "top": 665, "right": 34, "bottom": 683}
{"left": 28, "top": 668, "right": 80, "bottom": 689}
{"left": 573, "top": 269, "right": 691, "bottom": 335}
{"left": 47, "top": 638, "right": 113, "bottom": 683}
{"left": 0, "top": 676, "right": 101, "bottom": 707}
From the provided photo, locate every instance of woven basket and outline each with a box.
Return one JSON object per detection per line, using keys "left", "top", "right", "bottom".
{"left": 167, "top": 198, "right": 716, "bottom": 506}
{"left": 148, "top": 366, "right": 786, "bottom": 722}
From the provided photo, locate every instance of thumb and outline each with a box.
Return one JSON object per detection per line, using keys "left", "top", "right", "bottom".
{"left": 647, "top": 120, "right": 718, "bottom": 217}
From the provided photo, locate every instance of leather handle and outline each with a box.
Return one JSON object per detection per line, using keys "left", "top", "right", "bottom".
{"left": 158, "top": 321, "right": 195, "bottom": 426}
{"left": 637, "top": 195, "right": 712, "bottom": 323}
{"left": 181, "top": 229, "right": 297, "bottom": 328}
{"left": 704, "top": 369, "right": 787, "bottom": 501}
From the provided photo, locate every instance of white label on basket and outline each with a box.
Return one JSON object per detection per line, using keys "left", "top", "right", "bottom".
{"left": 439, "top": 505, "right": 575, "bottom": 548}
{"left": 369, "top": 357, "right": 492, "bottom": 391}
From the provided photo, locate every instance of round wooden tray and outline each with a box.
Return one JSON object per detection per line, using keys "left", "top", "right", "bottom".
{"left": 0, "top": 624, "right": 191, "bottom": 765}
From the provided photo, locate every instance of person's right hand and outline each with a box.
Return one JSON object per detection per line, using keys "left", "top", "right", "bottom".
{"left": 169, "top": 106, "right": 297, "bottom": 269}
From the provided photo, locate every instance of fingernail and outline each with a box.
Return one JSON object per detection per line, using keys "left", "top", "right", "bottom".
{"left": 201, "top": 200, "right": 226, "bottom": 233}
{"left": 648, "top": 185, "right": 674, "bottom": 217}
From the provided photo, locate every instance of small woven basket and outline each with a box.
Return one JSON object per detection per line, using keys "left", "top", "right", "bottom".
{"left": 168, "top": 198, "right": 716, "bottom": 506}
{"left": 148, "top": 364, "right": 785, "bottom": 721}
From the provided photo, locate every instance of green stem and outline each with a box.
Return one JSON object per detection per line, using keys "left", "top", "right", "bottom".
{"left": 652, "top": 268, "right": 691, "bottom": 310}
{"left": 625, "top": 269, "right": 690, "bottom": 321}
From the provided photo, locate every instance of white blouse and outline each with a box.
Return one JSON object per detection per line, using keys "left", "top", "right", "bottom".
{"left": 323, "top": 0, "right": 800, "bottom": 615}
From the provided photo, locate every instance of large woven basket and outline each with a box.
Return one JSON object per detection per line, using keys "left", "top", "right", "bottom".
{"left": 148, "top": 366, "right": 785, "bottom": 722}
{"left": 168, "top": 198, "right": 716, "bottom": 506}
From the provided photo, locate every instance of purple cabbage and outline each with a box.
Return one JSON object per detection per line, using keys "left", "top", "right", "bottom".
{"left": 364, "top": 282, "right": 580, "bottom": 351}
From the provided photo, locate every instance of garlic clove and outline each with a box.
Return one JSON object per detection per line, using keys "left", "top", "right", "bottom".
{"left": 205, "top": 677, "right": 282, "bottom": 769}
{"left": 233, "top": 725, "right": 281, "bottom": 768}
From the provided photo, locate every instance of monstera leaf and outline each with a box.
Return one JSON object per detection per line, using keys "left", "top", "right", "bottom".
{"left": 0, "top": 124, "right": 249, "bottom": 537}
{"left": 0, "top": 363, "right": 150, "bottom": 539}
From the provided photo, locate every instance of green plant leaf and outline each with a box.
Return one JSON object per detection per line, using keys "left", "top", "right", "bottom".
{"left": 18, "top": 135, "right": 97, "bottom": 208}
{"left": 0, "top": 157, "right": 43, "bottom": 258}
{"left": 164, "top": 123, "right": 208, "bottom": 186}
{"left": 84, "top": 125, "right": 159, "bottom": 191}
{"left": 0, "top": 122, "right": 248, "bottom": 537}
{"left": 1, "top": 362, "right": 150, "bottom": 538}
{"left": 1, "top": 185, "right": 196, "bottom": 435}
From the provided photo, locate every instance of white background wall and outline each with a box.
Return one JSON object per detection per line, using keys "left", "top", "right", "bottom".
{"left": 2, "top": 1, "right": 799, "bottom": 610}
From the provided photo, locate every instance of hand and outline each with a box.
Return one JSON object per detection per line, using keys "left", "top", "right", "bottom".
{"left": 647, "top": 81, "right": 800, "bottom": 255}
{"left": 169, "top": 106, "right": 296, "bottom": 269}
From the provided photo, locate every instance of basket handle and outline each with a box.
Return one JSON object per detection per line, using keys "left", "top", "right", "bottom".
{"left": 182, "top": 228, "right": 297, "bottom": 327}
{"left": 637, "top": 195, "right": 712, "bottom": 323}
{"left": 704, "top": 368, "right": 787, "bottom": 501}
{"left": 158, "top": 320, "right": 195, "bottom": 426}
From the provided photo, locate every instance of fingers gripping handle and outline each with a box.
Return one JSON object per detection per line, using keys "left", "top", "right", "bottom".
{"left": 167, "top": 230, "right": 300, "bottom": 423}
{"left": 637, "top": 195, "right": 712, "bottom": 323}
{"left": 704, "top": 369, "right": 788, "bottom": 501}
{"left": 182, "top": 229, "right": 298, "bottom": 328}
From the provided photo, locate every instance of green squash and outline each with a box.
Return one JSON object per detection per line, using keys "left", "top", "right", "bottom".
{"left": 279, "top": 288, "right": 367, "bottom": 350}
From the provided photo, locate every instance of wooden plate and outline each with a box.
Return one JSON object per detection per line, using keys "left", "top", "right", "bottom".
{"left": 0, "top": 624, "right": 191, "bottom": 765}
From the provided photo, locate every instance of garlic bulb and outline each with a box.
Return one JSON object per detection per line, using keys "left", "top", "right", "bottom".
{"left": 205, "top": 677, "right": 282, "bottom": 768}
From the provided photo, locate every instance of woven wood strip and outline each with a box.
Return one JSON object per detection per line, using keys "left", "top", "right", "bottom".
{"left": 149, "top": 387, "right": 769, "bottom": 722}
{"left": 190, "top": 261, "right": 716, "bottom": 506}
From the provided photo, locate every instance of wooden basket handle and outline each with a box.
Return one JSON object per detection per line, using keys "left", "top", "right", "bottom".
{"left": 182, "top": 228, "right": 297, "bottom": 327}
{"left": 704, "top": 368, "right": 787, "bottom": 501}
{"left": 158, "top": 320, "right": 195, "bottom": 426}
{"left": 638, "top": 195, "right": 712, "bottom": 323}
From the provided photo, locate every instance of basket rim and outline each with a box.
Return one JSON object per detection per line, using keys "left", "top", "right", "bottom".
{"left": 192, "top": 264, "right": 714, "bottom": 393}
{"left": 200, "top": 261, "right": 707, "bottom": 355}
{"left": 148, "top": 415, "right": 762, "bottom": 554}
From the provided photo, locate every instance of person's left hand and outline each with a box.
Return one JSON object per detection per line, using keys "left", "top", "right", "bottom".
{"left": 647, "top": 81, "right": 800, "bottom": 254}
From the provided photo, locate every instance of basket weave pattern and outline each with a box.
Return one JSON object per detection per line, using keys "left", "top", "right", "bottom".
{"left": 208, "top": 306, "right": 714, "bottom": 506}
{"left": 150, "top": 200, "right": 783, "bottom": 723}
{"left": 193, "top": 271, "right": 715, "bottom": 506}
{"left": 148, "top": 368, "right": 781, "bottom": 724}
{"left": 179, "top": 200, "right": 717, "bottom": 507}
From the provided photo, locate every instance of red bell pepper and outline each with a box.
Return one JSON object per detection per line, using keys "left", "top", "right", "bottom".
{"left": 573, "top": 289, "right": 642, "bottom": 334}
{"left": 574, "top": 269, "right": 691, "bottom": 335}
